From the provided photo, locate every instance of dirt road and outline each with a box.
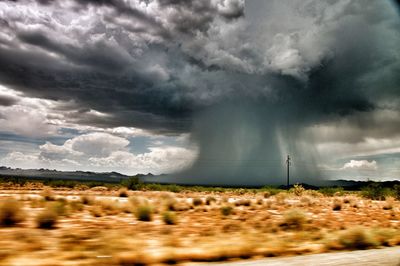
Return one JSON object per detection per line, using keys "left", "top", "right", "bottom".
{"left": 194, "top": 247, "right": 400, "bottom": 266}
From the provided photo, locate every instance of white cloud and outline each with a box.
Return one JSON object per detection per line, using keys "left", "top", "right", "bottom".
{"left": 341, "top": 160, "right": 378, "bottom": 171}
{"left": 1, "top": 132, "right": 197, "bottom": 175}
{"left": 89, "top": 146, "right": 196, "bottom": 174}
{"left": 66, "top": 132, "right": 129, "bottom": 157}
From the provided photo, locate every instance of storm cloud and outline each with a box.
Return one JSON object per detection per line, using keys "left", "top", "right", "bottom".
{"left": 0, "top": 0, "right": 399, "bottom": 184}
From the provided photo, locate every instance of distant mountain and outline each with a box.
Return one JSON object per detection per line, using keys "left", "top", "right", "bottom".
{"left": 0, "top": 166, "right": 137, "bottom": 183}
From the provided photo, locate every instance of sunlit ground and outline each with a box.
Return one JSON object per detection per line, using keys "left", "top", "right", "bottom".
{"left": 0, "top": 183, "right": 399, "bottom": 265}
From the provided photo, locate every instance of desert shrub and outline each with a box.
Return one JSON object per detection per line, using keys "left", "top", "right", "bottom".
{"left": 299, "top": 196, "right": 313, "bottom": 207}
{"left": 0, "top": 199, "right": 25, "bottom": 226}
{"left": 281, "top": 209, "right": 307, "bottom": 230}
{"left": 305, "top": 190, "right": 323, "bottom": 198}
{"left": 256, "top": 198, "right": 264, "bottom": 205}
{"left": 162, "top": 211, "right": 177, "bottom": 225}
{"left": 36, "top": 207, "right": 58, "bottom": 229}
{"left": 332, "top": 198, "right": 342, "bottom": 211}
{"left": 118, "top": 188, "right": 129, "bottom": 197}
{"left": 290, "top": 184, "right": 306, "bottom": 196}
{"left": 89, "top": 206, "right": 103, "bottom": 217}
{"left": 122, "top": 177, "right": 143, "bottom": 190}
{"left": 80, "top": 195, "right": 94, "bottom": 205}
{"left": 206, "top": 196, "right": 216, "bottom": 205}
{"left": 393, "top": 185, "right": 400, "bottom": 200}
{"left": 263, "top": 191, "right": 271, "bottom": 198}
{"left": 260, "top": 186, "right": 282, "bottom": 196}
{"left": 41, "top": 188, "right": 55, "bottom": 201}
{"left": 373, "top": 228, "right": 396, "bottom": 246}
{"left": 274, "top": 192, "right": 288, "bottom": 204}
{"left": 221, "top": 206, "right": 233, "bottom": 216}
{"left": 135, "top": 205, "right": 153, "bottom": 221}
{"left": 98, "top": 200, "right": 121, "bottom": 215}
{"left": 49, "top": 201, "right": 67, "bottom": 216}
{"left": 164, "top": 198, "right": 178, "bottom": 211}
{"left": 383, "top": 197, "right": 395, "bottom": 210}
{"left": 319, "top": 187, "right": 344, "bottom": 197}
{"left": 361, "top": 184, "right": 391, "bottom": 200}
{"left": 69, "top": 200, "right": 84, "bottom": 212}
{"left": 234, "top": 199, "right": 251, "bottom": 206}
{"left": 161, "top": 184, "right": 182, "bottom": 193}
{"left": 192, "top": 197, "right": 203, "bottom": 206}
{"left": 338, "top": 227, "right": 377, "bottom": 249}
{"left": 343, "top": 197, "right": 351, "bottom": 204}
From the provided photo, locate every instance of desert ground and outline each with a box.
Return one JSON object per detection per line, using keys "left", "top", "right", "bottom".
{"left": 0, "top": 182, "right": 399, "bottom": 266}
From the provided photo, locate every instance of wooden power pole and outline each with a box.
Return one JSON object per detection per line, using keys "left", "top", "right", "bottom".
{"left": 286, "top": 155, "right": 291, "bottom": 188}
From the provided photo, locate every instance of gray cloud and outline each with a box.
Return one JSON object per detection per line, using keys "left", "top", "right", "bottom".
{"left": 0, "top": 0, "right": 399, "bottom": 184}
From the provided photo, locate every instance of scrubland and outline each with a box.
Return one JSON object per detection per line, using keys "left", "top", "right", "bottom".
{"left": 0, "top": 182, "right": 399, "bottom": 265}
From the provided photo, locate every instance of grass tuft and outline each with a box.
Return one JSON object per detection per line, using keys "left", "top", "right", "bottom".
{"left": 118, "top": 188, "right": 129, "bottom": 197}
{"left": 338, "top": 227, "right": 377, "bottom": 250}
{"left": 281, "top": 209, "right": 307, "bottom": 230}
{"left": 0, "top": 199, "right": 25, "bottom": 227}
{"left": 162, "top": 211, "right": 177, "bottom": 225}
{"left": 36, "top": 206, "right": 58, "bottom": 229}
{"left": 135, "top": 205, "right": 153, "bottom": 221}
{"left": 220, "top": 206, "right": 233, "bottom": 216}
{"left": 332, "top": 198, "right": 342, "bottom": 211}
{"left": 192, "top": 197, "right": 203, "bottom": 206}
{"left": 41, "top": 188, "right": 55, "bottom": 201}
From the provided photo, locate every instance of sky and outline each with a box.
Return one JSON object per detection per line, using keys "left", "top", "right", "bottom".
{"left": 0, "top": 0, "right": 399, "bottom": 184}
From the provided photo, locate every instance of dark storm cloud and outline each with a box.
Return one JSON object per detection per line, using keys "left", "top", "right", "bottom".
{"left": 0, "top": 95, "right": 18, "bottom": 106}
{"left": 0, "top": 0, "right": 399, "bottom": 132}
{"left": 0, "top": 0, "right": 400, "bottom": 184}
{"left": 0, "top": 0, "right": 248, "bottom": 133}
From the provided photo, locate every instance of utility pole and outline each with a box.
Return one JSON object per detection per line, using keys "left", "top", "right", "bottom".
{"left": 286, "top": 155, "right": 291, "bottom": 188}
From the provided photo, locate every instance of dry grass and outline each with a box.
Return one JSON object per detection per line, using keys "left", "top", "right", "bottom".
{"left": 337, "top": 227, "right": 377, "bottom": 250}
{"left": 332, "top": 198, "right": 342, "bottom": 211}
{"left": 0, "top": 199, "right": 25, "bottom": 226}
{"left": 41, "top": 187, "right": 55, "bottom": 201}
{"left": 281, "top": 209, "right": 307, "bottom": 230}
{"left": 0, "top": 187, "right": 398, "bottom": 265}
{"left": 36, "top": 206, "right": 58, "bottom": 229}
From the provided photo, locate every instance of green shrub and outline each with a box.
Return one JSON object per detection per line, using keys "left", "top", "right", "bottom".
{"left": 135, "top": 205, "right": 153, "bottom": 221}
{"left": 36, "top": 207, "right": 58, "bottom": 229}
{"left": 0, "top": 199, "right": 25, "bottom": 226}
{"left": 220, "top": 206, "right": 233, "bottom": 216}
{"left": 319, "top": 187, "right": 344, "bottom": 197}
{"left": 206, "top": 196, "right": 216, "bottom": 205}
{"left": 122, "top": 177, "right": 143, "bottom": 190}
{"left": 118, "top": 188, "right": 129, "bottom": 197}
{"left": 361, "top": 183, "right": 391, "bottom": 200}
{"left": 192, "top": 197, "right": 203, "bottom": 206}
{"left": 393, "top": 185, "right": 400, "bottom": 200}
{"left": 260, "top": 186, "right": 282, "bottom": 196}
{"left": 162, "top": 211, "right": 177, "bottom": 225}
